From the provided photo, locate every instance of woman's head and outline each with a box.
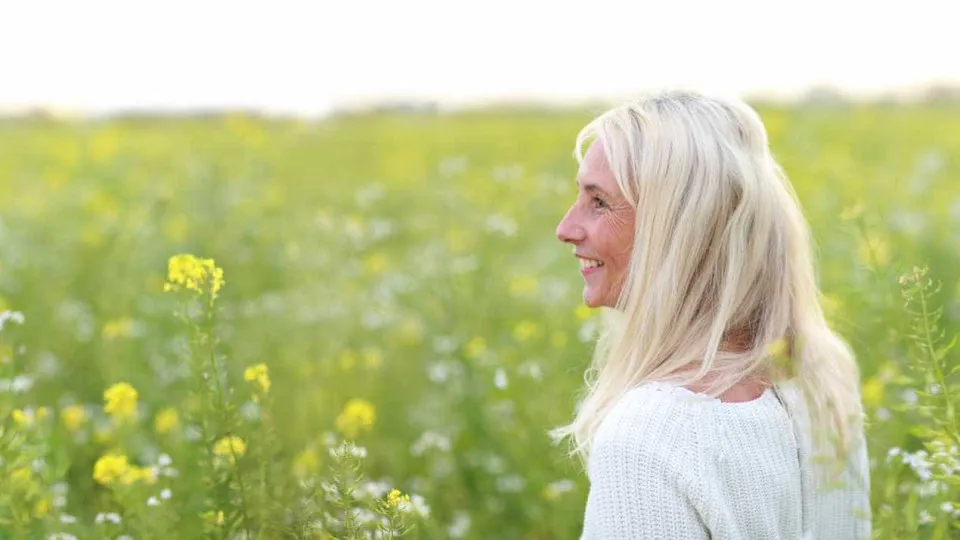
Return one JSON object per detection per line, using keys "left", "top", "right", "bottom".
{"left": 551, "top": 90, "right": 863, "bottom": 473}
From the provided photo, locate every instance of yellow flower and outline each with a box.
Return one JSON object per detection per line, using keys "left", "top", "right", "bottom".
{"left": 362, "top": 348, "right": 383, "bottom": 369}
{"left": 464, "top": 337, "right": 487, "bottom": 360}
{"left": 244, "top": 363, "right": 271, "bottom": 395}
{"left": 201, "top": 510, "right": 226, "bottom": 526}
{"left": 104, "top": 382, "right": 138, "bottom": 422}
{"left": 387, "top": 488, "right": 410, "bottom": 508}
{"left": 861, "top": 378, "right": 884, "bottom": 408}
{"left": 154, "top": 408, "right": 180, "bottom": 435}
{"left": 61, "top": 405, "right": 87, "bottom": 431}
{"left": 363, "top": 252, "right": 389, "bottom": 275}
{"left": 93, "top": 453, "right": 132, "bottom": 486}
{"left": 213, "top": 436, "right": 247, "bottom": 465}
{"left": 33, "top": 498, "right": 51, "bottom": 518}
{"left": 94, "top": 426, "right": 114, "bottom": 445}
{"left": 102, "top": 317, "right": 135, "bottom": 339}
{"left": 574, "top": 303, "right": 594, "bottom": 321}
{"left": 133, "top": 466, "right": 158, "bottom": 485}
{"left": 164, "top": 254, "right": 225, "bottom": 299}
{"left": 11, "top": 467, "right": 36, "bottom": 493}
{"left": 397, "top": 317, "right": 423, "bottom": 344}
{"left": 336, "top": 398, "right": 376, "bottom": 439}
{"left": 339, "top": 350, "right": 357, "bottom": 371}
{"left": 11, "top": 408, "right": 31, "bottom": 428}
{"left": 36, "top": 407, "right": 49, "bottom": 422}
{"left": 292, "top": 447, "right": 321, "bottom": 478}
{"left": 513, "top": 320, "right": 541, "bottom": 343}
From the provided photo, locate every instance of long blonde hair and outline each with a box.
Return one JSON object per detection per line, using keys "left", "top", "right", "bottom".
{"left": 550, "top": 89, "right": 863, "bottom": 471}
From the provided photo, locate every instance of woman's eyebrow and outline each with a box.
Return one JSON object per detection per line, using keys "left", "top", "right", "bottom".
{"left": 578, "top": 181, "right": 611, "bottom": 198}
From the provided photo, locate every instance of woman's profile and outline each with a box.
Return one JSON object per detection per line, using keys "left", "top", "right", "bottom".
{"left": 551, "top": 90, "right": 871, "bottom": 539}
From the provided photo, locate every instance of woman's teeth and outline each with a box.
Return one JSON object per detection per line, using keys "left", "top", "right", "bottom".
{"left": 580, "top": 259, "right": 604, "bottom": 269}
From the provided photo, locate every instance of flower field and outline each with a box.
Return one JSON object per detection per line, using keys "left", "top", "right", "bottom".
{"left": 0, "top": 103, "right": 958, "bottom": 538}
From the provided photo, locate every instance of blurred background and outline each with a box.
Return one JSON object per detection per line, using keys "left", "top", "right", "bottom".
{"left": 1, "top": 1, "right": 959, "bottom": 538}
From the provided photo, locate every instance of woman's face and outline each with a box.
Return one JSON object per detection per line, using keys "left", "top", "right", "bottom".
{"left": 556, "top": 142, "right": 636, "bottom": 308}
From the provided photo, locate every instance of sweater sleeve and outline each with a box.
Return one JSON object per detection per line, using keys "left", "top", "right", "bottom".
{"left": 580, "top": 392, "right": 708, "bottom": 539}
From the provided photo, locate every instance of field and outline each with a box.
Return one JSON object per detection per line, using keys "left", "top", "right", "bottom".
{"left": 0, "top": 103, "right": 958, "bottom": 539}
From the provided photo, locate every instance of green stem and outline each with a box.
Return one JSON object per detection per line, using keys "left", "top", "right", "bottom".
{"left": 204, "top": 296, "right": 254, "bottom": 535}
{"left": 258, "top": 402, "right": 268, "bottom": 539}
{"left": 916, "top": 276, "right": 959, "bottom": 446}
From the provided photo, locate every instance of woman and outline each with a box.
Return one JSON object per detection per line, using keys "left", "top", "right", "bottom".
{"left": 551, "top": 90, "right": 871, "bottom": 539}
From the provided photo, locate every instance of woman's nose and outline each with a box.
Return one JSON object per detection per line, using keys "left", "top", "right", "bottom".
{"left": 556, "top": 209, "right": 585, "bottom": 244}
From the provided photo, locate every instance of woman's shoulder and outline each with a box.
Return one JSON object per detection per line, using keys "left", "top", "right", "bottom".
{"left": 590, "top": 382, "right": 723, "bottom": 465}
{"left": 591, "top": 381, "right": 788, "bottom": 471}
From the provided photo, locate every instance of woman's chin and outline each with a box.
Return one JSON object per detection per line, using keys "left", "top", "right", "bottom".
{"left": 582, "top": 288, "right": 603, "bottom": 308}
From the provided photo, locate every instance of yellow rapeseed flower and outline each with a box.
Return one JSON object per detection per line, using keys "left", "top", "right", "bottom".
{"left": 861, "top": 377, "right": 884, "bottom": 408}
{"left": 465, "top": 336, "right": 487, "bottom": 360}
{"left": 213, "top": 435, "right": 247, "bottom": 465}
{"left": 104, "top": 382, "right": 138, "bottom": 422}
{"left": 387, "top": 488, "right": 410, "bottom": 508}
{"left": 33, "top": 498, "right": 51, "bottom": 518}
{"left": 102, "top": 317, "right": 135, "bottom": 339}
{"left": 154, "top": 408, "right": 180, "bottom": 435}
{"left": 61, "top": 405, "right": 87, "bottom": 431}
{"left": 243, "top": 363, "right": 271, "bottom": 395}
{"left": 513, "top": 320, "right": 541, "bottom": 343}
{"left": 164, "top": 254, "right": 225, "bottom": 299}
{"left": 11, "top": 408, "right": 31, "bottom": 428}
{"left": 11, "top": 467, "right": 36, "bottom": 493}
{"left": 362, "top": 348, "right": 383, "bottom": 369}
{"left": 93, "top": 454, "right": 132, "bottom": 486}
{"left": 339, "top": 350, "right": 357, "bottom": 371}
{"left": 336, "top": 398, "right": 376, "bottom": 439}
{"left": 292, "top": 447, "right": 321, "bottom": 478}
{"left": 201, "top": 510, "right": 226, "bottom": 526}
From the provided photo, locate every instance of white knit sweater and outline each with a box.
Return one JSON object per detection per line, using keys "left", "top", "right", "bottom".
{"left": 580, "top": 380, "right": 871, "bottom": 539}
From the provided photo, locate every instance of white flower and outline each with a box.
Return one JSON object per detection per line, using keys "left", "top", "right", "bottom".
{"left": 147, "top": 496, "right": 160, "bottom": 507}
{"left": 160, "top": 488, "right": 172, "bottom": 500}
{"left": 496, "top": 474, "right": 525, "bottom": 493}
{"left": 408, "top": 494, "right": 430, "bottom": 519}
{"left": 157, "top": 453, "right": 172, "bottom": 467}
{"left": 59, "top": 514, "right": 77, "bottom": 524}
{"left": 494, "top": 368, "right": 508, "bottom": 390}
{"left": 447, "top": 510, "right": 472, "bottom": 538}
{"left": 11, "top": 375, "right": 34, "bottom": 394}
{"left": 356, "top": 480, "right": 392, "bottom": 500}
{"left": 0, "top": 310, "right": 25, "bottom": 332}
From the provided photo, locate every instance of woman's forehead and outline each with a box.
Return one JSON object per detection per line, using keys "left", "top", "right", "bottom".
{"left": 578, "top": 141, "right": 616, "bottom": 190}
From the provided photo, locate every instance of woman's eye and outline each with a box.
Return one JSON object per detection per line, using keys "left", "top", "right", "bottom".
{"left": 592, "top": 196, "right": 608, "bottom": 210}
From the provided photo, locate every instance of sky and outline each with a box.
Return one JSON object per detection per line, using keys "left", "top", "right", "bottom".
{"left": 1, "top": 0, "right": 957, "bottom": 117}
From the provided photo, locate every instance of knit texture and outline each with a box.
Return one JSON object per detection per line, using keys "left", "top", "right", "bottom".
{"left": 579, "top": 380, "right": 871, "bottom": 539}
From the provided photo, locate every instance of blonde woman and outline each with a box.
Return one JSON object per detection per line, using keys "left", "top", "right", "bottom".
{"left": 552, "top": 90, "right": 871, "bottom": 539}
